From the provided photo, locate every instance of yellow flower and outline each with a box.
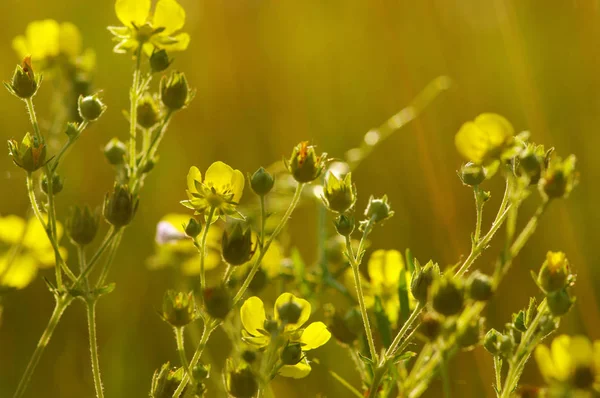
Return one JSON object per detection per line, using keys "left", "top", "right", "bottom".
{"left": 344, "top": 249, "right": 415, "bottom": 328}
{"left": 0, "top": 215, "right": 67, "bottom": 290}
{"left": 148, "top": 213, "right": 222, "bottom": 275}
{"left": 240, "top": 293, "right": 331, "bottom": 379}
{"left": 12, "top": 20, "right": 95, "bottom": 73}
{"left": 108, "top": 0, "right": 190, "bottom": 55}
{"left": 535, "top": 335, "right": 600, "bottom": 393}
{"left": 181, "top": 162, "right": 245, "bottom": 220}
{"left": 455, "top": 113, "right": 515, "bottom": 165}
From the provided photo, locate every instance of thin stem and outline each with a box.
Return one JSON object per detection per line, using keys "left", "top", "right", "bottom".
{"left": 75, "top": 227, "right": 119, "bottom": 286}
{"left": 25, "top": 98, "right": 42, "bottom": 139}
{"left": 198, "top": 206, "right": 216, "bottom": 298}
{"left": 51, "top": 121, "right": 89, "bottom": 173}
{"left": 175, "top": 327, "right": 195, "bottom": 385}
{"left": 346, "top": 232, "right": 378, "bottom": 363}
{"left": 85, "top": 301, "right": 105, "bottom": 398}
{"left": 494, "top": 356, "right": 503, "bottom": 395}
{"left": 78, "top": 245, "right": 89, "bottom": 290}
{"left": 385, "top": 303, "right": 424, "bottom": 359}
{"left": 13, "top": 295, "right": 73, "bottom": 398}
{"left": 222, "top": 264, "right": 234, "bottom": 285}
{"left": 96, "top": 230, "right": 123, "bottom": 288}
{"left": 472, "top": 186, "right": 484, "bottom": 245}
{"left": 128, "top": 46, "right": 143, "bottom": 174}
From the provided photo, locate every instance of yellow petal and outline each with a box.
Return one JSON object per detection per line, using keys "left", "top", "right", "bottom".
{"left": 534, "top": 344, "right": 556, "bottom": 382}
{"left": 205, "top": 161, "right": 235, "bottom": 192}
{"left": 551, "top": 335, "right": 573, "bottom": 380}
{"left": 593, "top": 341, "right": 600, "bottom": 374}
{"left": 59, "top": 22, "right": 82, "bottom": 57}
{"left": 26, "top": 20, "right": 60, "bottom": 59}
{"left": 230, "top": 169, "right": 245, "bottom": 203}
{"left": 115, "top": 0, "right": 150, "bottom": 27}
{"left": 274, "top": 293, "right": 311, "bottom": 331}
{"left": 241, "top": 296, "right": 266, "bottom": 337}
{"left": 12, "top": 35, "right": 29, "bottom": 60}
{"left": 241, "top": 329, "right": 269, "bottom": 347}
{"left": 24, "top": 218, "right": 52, "bottom": 251}
{"left": 153, "top": 0, "right": 186, "bottom": 34}
{"left": 473, "top": 113, "right": 514, "bottom": 148}
{"left": 570, "top": 335, "right": 594, "bottom": 366}
{"left": 159, "top": 32, "right": 190, "bottom": 52}
{"left": 0, "top": 254, "right": 38, "bottom": 289}
{"left": 279, "top": 358, "right": 312, "bottom": 379}
{"left": 262, "top": 240, "right": 283, "bottom": 278}
{"left": 384, "top": 297, "right": 400, "bottom": 328}
{"left": 301, "top": 322, "right": 331, "bottom": 350}
{"left": 187, "top": 166, "right": 202, "bottom": 194}
{"left": 455, "top": 121, "right": 488, "bottom": 164}
{"left": 0, "top": 215, "right": 26, "bottom": 245}
{"left": 368, "top": 250, "right": 403, "bottom": 289}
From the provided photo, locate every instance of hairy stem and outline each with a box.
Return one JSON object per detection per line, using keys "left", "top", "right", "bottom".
{"left": 86, "top": 301, "right": 105, "bottom": 398}
{"left": 175, "top": 327, "right": 195, "bottom": 385}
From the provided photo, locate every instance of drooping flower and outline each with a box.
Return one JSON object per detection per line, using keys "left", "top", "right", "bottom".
{"left": 535, "top": 335, "right": 600, "bottom": 394}
{"left": 108, "top": 0, "right": 190, "bottom": 55}
{"left": 455, "top": 113, "right": 516, "bottom": 165}
{"left": 240, "top": 293, "right": 331, "bottom": 378}
{"left": 181, "top": 161, "right": 245, "bottom": 220}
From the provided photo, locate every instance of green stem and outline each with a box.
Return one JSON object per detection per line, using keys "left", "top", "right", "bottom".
{"left": 13, "top": 295, "right": 74, "bottom": 398}
{"left": 472, "top": 186, "right": 485, "bottom": 245}
{"left": 25, "top": 98, "right": 41, "bottom": 139}
{"left": 78, "top": 245, "right": 89, "bottom": 290}
{"left": 96, "top": 230, "right": 123, "bottom": 288}
{"left": 175, "top": 327, "right": 195, "bottom": 385}
{"left": 85, "top": 301, "right": 105, "bottom": 398}
{"left": 75, "top": 227, "right": 119, "bottom": 287}
{"left": 385, "top": 303, "right": 424, "bottom": 359}
{"left": 198, "top": 206, "right": 216, "bottom": 299}
{"left": 128, "top": 46, "right": 143, "bottom": 174}
{"left": 494, "top": 356, "right": 503, "bottom": 395}
{"left": 51, "top": 121, "right": 89, "bottom": 173}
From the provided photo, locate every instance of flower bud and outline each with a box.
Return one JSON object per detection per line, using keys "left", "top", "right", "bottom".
{"left": 41, "top": 174, "right": 64, "bottom": 195}
{"left": 203, "top": 286, "right": 232, "bottom": 319}
{"left": 150, "top": 49, "right": 172, "bottom": 73}
{"left": 517, "top": 145, "right": 546, "bottom": 185}
{"left": 184, "top": 218, "right": 201, "bottom": 238}
{"left": 483, "top": 328, "right": 502, "bottom": 355}
{"left": 249, "top": 167, "right": 274, "bottom": 196}
{"left": 364, "top": 195, "right": 394, "bottom": 224}
{"left": 458, "top": 318, "right": 483, "bottom": 349}
{"left": 162, "top": 290, "right": 196, "bottom": 327}
{"left": 8, "top": 133, "right": 47, "bottom": 172}
{"left": 248, "top": 267, "right": 267, "bottom": 294}
{"left": 103, "top": 184, "right": 138, "bottom": 227}
{"left": 537, "top": 251, "right": 570, "bottom": 294}
{"left": 327, "top": 307, "right": 362, "bottom": 345}
{"left": 150, "top": 363, "right": 187, "bottom": 398}
{"left": 5, "top": 57, "right": 39, "bottom": 99}
{"left": 285, "top": 141, "right": 327, "bottom": 183}
{"left": 322, "top": 172, "right": 356, "bottom": 213}
{"left": 64, "top": 122, "right": 79, "bottom": 140}
{"left": 241, "top": 350, "right": 257, "bottom": 364}
{"left": 263, "top": 319, "right": 279, "bottom": 335}
{"left": 78, "top": 93, "right": 106, "bottom": 122}
{"left": 66, "top": 205, "right": 100, "bottom": 246}
{"left": 467, "top": 271, "right": 494, "bottom": 301}
{"left": 420, "top": 312, "right": 442, "bottom": 341}
{"left": 539, "top": 154, "right": 578, "bottom": 199}
{"left": 546, "top": 289, "right": 574, "bottom": 317}
{"left": 431, "top": 276, "right": 464, "bottom": 316}
{"left": 160, "top": 71, "right": 192, "bottom": 111}
{"left": 277, "top": 299, "right": 302, "bottom": 325}
{"left": 334, "top": 213, "right": 355, "bottom": 237}
{"left": 281, "top": 343, "right": 303, "bottom": 365}
{"left": 137, "top": 94, "right": 161, "bottom": 129}
{"left": 410, "top": 260, "right": 440, "bottom": 304}
{"left": 227, "top": 367, "right": 258, "bottom": 398}
{"left": 103, "top": 138, "right": 127, "bottom": 165}
{"left": 459, "top": 162, "right": 486, "bottom": 186}
{"left": 222, "top": 223, "right": 254, "bottom": 266}
{"left": 193, "top": 363, "right": 211, "bottom": 380}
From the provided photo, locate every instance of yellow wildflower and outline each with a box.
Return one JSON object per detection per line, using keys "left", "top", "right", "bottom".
{"left": 108, "top": 0, "right": 190, "bottom": 55}
{"left": 455, "top": 113, "right": 515, "bottom": 165}
{"left": 240, "top": 293, "right": 331, "bottom": 379}
{"left": 535, "top": 335, "right": 600, "bottom": 394}
{"left": 181, "top": 161, "right": 245, "bottom": 220}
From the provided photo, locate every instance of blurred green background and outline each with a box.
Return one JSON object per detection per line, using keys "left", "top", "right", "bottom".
{"left": 1, "top": 0, "right": 599, "bottom": 397}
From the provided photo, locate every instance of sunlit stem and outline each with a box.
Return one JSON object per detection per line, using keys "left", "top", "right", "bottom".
{"left": 85, "top": 300, "right": 105, "bottom": 398}
{"left": 128, "top": 45, "right": 143, "bottom": 174}
{"left": 175, "top": 327, "right": 195, "bottom": 385}
{"left": 198, "top": 206, "right": 217, "bottom": 301}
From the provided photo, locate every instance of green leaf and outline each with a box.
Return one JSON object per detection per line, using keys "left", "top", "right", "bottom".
{"left": 405, "top": 248, "right": 415, "bottom": 274}
{"left": 398, "top": 268, "right": 411, "bottom": 326}
{"left": 374, "top": 296, "right": 393, "bottom": 348}
{"left": 392, "top": 350, "right": 417, "bottom": 364}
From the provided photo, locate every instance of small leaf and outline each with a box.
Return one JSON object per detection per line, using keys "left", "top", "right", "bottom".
{"left": 526, "top": 297, "right": 538, "bottom": 327}
{"left": 405, "top": 248, "right": 416, "bottom": 274}
{"left": 374, "top": 296, "right": 393, "bottom": 348}
{"left": 393, "top": 351, "right": 417, "bottom": 364}
{"left": 94, "top": 282, "right": 116, "bottom": 297}
{"left": 397, "top": 268, "right": 411, "bottom": 326}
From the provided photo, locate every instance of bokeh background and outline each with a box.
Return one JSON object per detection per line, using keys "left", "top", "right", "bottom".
{"left": 1, "top": 0, "right": 600, "bottom": 397}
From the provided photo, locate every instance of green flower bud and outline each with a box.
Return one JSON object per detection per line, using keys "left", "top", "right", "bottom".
{"left": 459, "top": 162, "right": 486, "bottom": 186}
{"left": 162, "top": 290, "right": 196, "bottom": 327}
{"left": 458, "top": 318, "right": 483, "bottom": 349}
{"left": 285, "top": 141, "right": 327, "bottom": 183}
{"left": 137, "top": 94, "right": 161, "bottom": 129}
{"left": 364, "top": 195, "right": 394, "bottom": 224}
{"left": 241, "top": 350, "right": 257, "bottom": 364}
{"left": 227, "top": 367, "right": 258, "bottom": 398}
{"left": 203, "top": 286, "right": 232, "bottom": 319}
{"left": 66, "top": 205, "right": 100, "bottom": 246}
{"left": 8, "top": 133, "right": 47, "bottom": 172}
{"left": 150, "top": 363, "right": 187, "bottom": 398}
{"left": 410, "top": 260, "right": 441, "bottom": 304}
{"left": 249, "top": 167, "right": 274, "bottom": 196}
{"left": 334, "top": 213, "right": 355, "bottom": 237}
{"left": 281, "top": 343, "right": 303, "bottom": 365}
{"left": 103, "top": 184, "right": 138, "bottom": 227}
{"left": 537, "top": 251, "right": 570, "bottom": 294}
{"left": 546, "top": 289, "right": 574, "bottom": 317}
{"left": 150, "top": 49, "right": 173, "bottom": 73}
{"left": 184, "top": 218, "right": 201, "bottom": 238}
{"left": 498, "top": 334, "right": 515, "bottom": 357}
{"left": 41, "top": 174, "right": 64, "bottom": 195}
{"left": 64, "top": 122, "right": 79, "bottom": 140}
{"left": 539, "top": 154, "right": 578, "bottom": 199}
{"left": 160, "top": 71, "right": 192, "bottom": 111}
{"left": 517, "top": 144, "right": 546, "bottom": 186}
{"left": 431, "top": 276, "right": 464, "bottom": 316}
{"left": 277, "top": 299, "right": 302, "bottom": 325}
{"left": 483, "top": 329, "right": 502, "bottom": 355}
{"left": 5, "top": 58, "right": 39, "bottom": 99}
{"left": 420, "top": 312, "right": 442, "bottom": 341}
{"left": 103, "top": 138, "right": 127, "bottom": 165}
{"left": 322, "top": 172, "right": 356, "bottom": 213}
{"left": 327, "top": 307, "right": 362, "bottom": 345}
{"left": 222, "top": 223, "right": 254, "bottom": 266}
{"left": 467, "top": 271, "right": 494, "bottom": 301}
{"left": 248, "top": 267, "right": 267, "bottom": 294}
{"left": 263, "top": 319, "right": 279, "bottom": 335}
{"left": 140, "top": 157, "right": 157, "bottom": 174}
{"left": 78, "top": 93, "right": 106, "bottom": 122}
{"left": 193, "top": 363, "right": 210, "bottom": 380}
